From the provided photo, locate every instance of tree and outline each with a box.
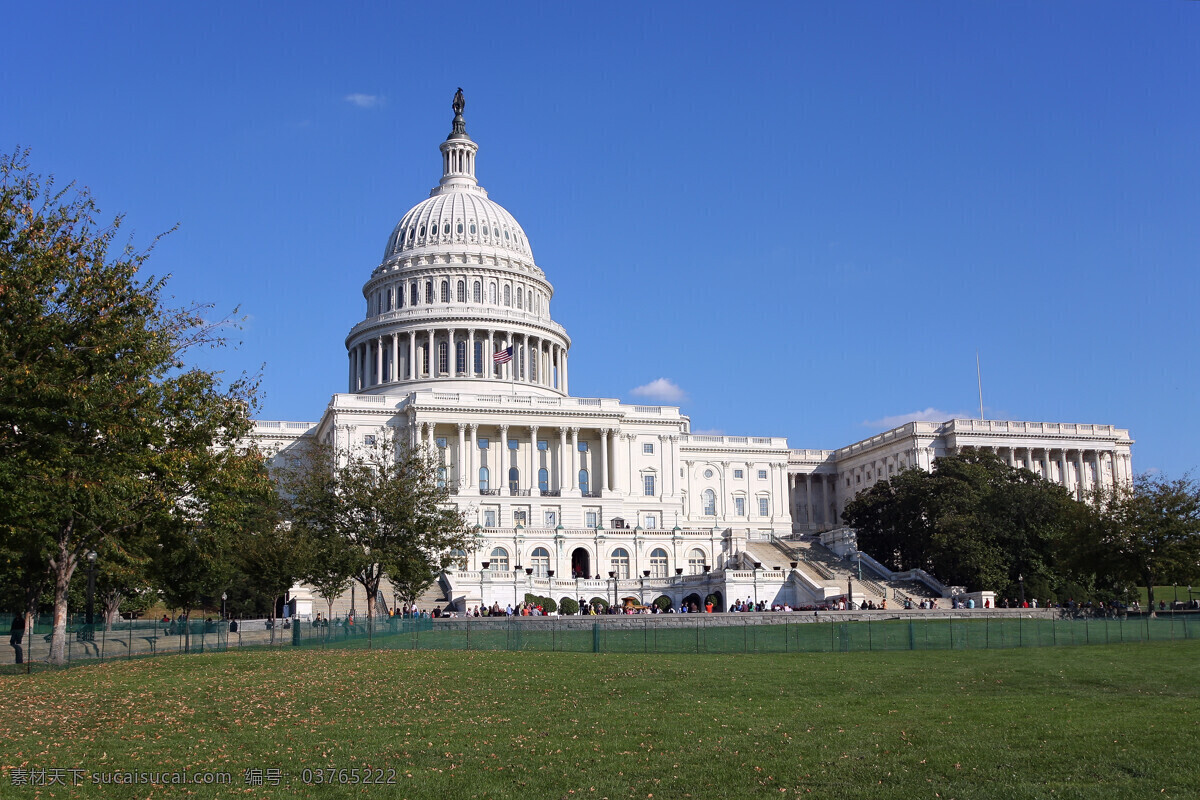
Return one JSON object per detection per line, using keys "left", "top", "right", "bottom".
{"left": 844, "top": 449, "right": 1090, "bottom": 595}
{"left": 282, "top": 434, "right": 469, "bottom": 635}
{"left": 0, "top": 152, "right": 256, "bottom": 663}
{"left": 1077, "top": 475, "right": 1200, "bottom": 612}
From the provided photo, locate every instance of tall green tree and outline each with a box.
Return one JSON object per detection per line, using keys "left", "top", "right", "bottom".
{"left": 0, "top": 152, "right": 256, "bottom": 664}
{"left": 844, "top": 449, "right": 1090, "bottom": 595}
{"left": 281, "top": 435, "right": 469, "bottom": 631}
{"left": 1074, "top": 475, "right": 1200, "bottom": 612}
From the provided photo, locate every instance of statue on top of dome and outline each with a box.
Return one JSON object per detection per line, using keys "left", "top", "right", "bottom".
{"left": 451, "top": 88, "right": 467, "bottom": 136}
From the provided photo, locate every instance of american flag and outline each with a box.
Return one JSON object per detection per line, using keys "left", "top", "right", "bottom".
{"left": 493, "top": 346, "right": 513, "bottom": 365}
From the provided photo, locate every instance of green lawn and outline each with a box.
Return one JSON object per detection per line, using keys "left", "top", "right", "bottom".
{"left": 1137, "top": 585, "right": 1199, "bottom": 608}
{"left": 2, "top": 642, "right": 1198, "bottom": 799}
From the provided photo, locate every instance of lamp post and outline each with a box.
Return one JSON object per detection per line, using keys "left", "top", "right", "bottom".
{"left": 1018, "top": 573, "right": 1025, "bottom": 606}
{"left": 221, "top": 592, "right": 227, "bottom": 620}
{"left": 85, "top": 551, "right": 98, "bottom": 640}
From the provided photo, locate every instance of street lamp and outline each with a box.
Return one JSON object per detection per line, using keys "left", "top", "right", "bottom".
{"left": 1018, "top": 573, "right": 1025, "bottom": 606}
{"left": 85, "top": 551, "right": 98, "bottom": 639}
{"left": 221, "top": 592, "right": 227, "bottom": 620}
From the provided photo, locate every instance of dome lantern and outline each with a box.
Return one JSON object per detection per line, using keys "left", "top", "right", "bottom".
{"left": 438, "top": 88, "right": 478, "bottom": 190}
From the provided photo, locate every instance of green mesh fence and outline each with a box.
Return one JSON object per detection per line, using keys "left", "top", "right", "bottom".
{"left": 5, "top": 613, "right": 1197, "bottom": 672}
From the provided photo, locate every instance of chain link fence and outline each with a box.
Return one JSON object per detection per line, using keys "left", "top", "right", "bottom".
{"left": 5, "top": 612, "right": 1197, "bottom": 671}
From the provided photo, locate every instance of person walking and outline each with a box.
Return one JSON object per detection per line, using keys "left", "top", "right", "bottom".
{"left": 9, "top": 613, "right": 25, "bottom": 664}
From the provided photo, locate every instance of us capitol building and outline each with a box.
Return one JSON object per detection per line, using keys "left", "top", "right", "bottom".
{"left": 255, "top": 92, "right": 1134, "bottom": 613}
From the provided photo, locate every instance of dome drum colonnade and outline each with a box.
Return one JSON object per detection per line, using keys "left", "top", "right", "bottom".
{"left": 345, "top": 88, "right": 570, "bottom": 398}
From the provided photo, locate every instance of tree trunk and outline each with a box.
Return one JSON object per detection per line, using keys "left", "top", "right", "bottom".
{"left": 48, "top": 537, "right": 78, "bottom": 666}
{"left": 102, "top": 591, "right": 123, "bottom": 632}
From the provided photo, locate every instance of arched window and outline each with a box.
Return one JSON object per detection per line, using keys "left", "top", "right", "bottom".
{"left": 473, "top": 281, "right": 481, "bottom": 303}
{"left": 470, "top": 222, "right": 477, "bottom": 235}
{"left": 386, "top": 288, "right": 393, "bottom": 311}
{"left": 538, "top": 467, "right": 548, "bottom": 493}
{"left": 650, "top": 548, "right": 668, "bottom": 578}
{"left": 479, "top": 466, "right": 489, "bottom": 493}
{"left": 579, "top": 469, "right": 589, "bottom": 495}
{"left": 410, "top": 282, "right": 419, "bottom": 306}
{"left": 473, "top": 341, "right": 483, "bottom": 375}
{"left": 425, "top": 281, "right": 433, "bottom": 304}
{"left": 488, "top": 283, "right": 497, "bottom": 304}
{"left": 688, "top": 549, "right": 707, "bottom": 575}
{"left": 440, "top": 281, "right": 449, "bottom": 303}
{"left": 436, "top": 466, "right": 446, "bottom": 489}
{"left": 530, "top": 350, "right": 537, "bottom": 383}
{"left": 420, "top": 344, "right": 429, "bottom": 376}
{"left": 508, "top": 467, "right": 519, "bottom": 494}
{"left": 516, "top": 286, "right": 523, "bottom": 309}
{"left": 437, "top": 341, "right": 448, "bottom": 375}
{"left": 531, "top": 547, "right": 550, "bottom": 577}
{"left": 611, "top": 548, "right": 630, "bottom": 579}
{"left": 503, "top": 285, "right": 511, "bottom": 307}
{"left": 449, "top": 549, "right": 467, "bottom": 569}
{"left": 455, "top": 341, "right": 466, "bottom": 375}
{"left": 703, "top": 489, "right": 716, "bottom": 516}
{"left": 490, "top": 547, "right": 509, "bottom": 572}
{"left": 397, "top": 285, "right": 405, "bottom": 308}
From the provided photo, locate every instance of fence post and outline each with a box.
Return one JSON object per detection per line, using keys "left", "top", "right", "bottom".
{"left": 909, "top": 619, "right": 915, "bottom": 651}
{"left": 592, "top": 623, "right": 600, "bottom": 654}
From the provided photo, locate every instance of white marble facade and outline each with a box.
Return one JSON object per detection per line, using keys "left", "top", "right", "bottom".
{"left": 255, "top": 94, "right": 1133, "bottom": 612}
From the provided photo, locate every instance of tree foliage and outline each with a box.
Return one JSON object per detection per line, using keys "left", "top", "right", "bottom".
{"left": 843, "top": 449, "right": 1092, "bottom": 595}
{"left": 280, "top": 435, "right": 469, "bottom": 631}
{"left": 0, "top": 151, "right": 256, "bottom": 662}
{"left": 1068, "top": 475, "right": 1200, "bottom": 610}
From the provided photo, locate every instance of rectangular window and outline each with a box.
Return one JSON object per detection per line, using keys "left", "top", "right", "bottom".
{"left": 544, "top": 511, "right": 557, "bottom": 527}
{"left": 643, "top": 442, "right": 654, "bottom": 454}
{"left": 586, "top": 511, "right": 598, "bottom": 528}
{"left": 513, "top": 510, "right": 527, "bottom": 526}
{"left": 733, "top": 469, "right": 743, "bottom": 479}
{"left": 363, "top": 435, "right": 376, "bottom": 446}
{"left": 735, "top": 497, "right": 745, "bottom": 516}
{"left": 508, "top": 438, "right": 520, "bottom": 450}
{"left": 436, "top": 437, "right": 447, "bottom": 449}
{"left": 645, "top": 514, "right": 657, "bottom": 529}
{"left": 643, "top": 475, "right": 656, "bottom": 496}
{"left": 759, "top": 498, "right": 769, "bottom": 516}
{"left": 478, "top": 438, "right": 489, "bottom": 449}
{"left": 757, "top": 470, "right": 767, "bottom": 480}
{"left": 484, "top": 510, "right": 497, "bottom": 527}
{"left": 537, "top": 440, "right": 548, "bottom": 451}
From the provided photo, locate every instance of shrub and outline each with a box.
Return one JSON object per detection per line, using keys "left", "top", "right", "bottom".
{"left": 541, "top": 596, "right": 557, "bottom": 614}
{"left": 558, "top": 597, "right": 579, "bottom": 616}
{"left": 588, "top": 597, "right": 609, "bottom": 611}
{"left": 652, "top": 595, "right": 672, "bottom": 612}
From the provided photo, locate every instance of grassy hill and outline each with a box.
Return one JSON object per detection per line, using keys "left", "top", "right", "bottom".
{"left": 1, "top": 642, "right": 1197, "bottom": 798}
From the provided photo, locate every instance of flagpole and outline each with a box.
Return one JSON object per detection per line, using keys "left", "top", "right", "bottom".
{"left": 976, "top": 351, "right": 984, "bottom": 421}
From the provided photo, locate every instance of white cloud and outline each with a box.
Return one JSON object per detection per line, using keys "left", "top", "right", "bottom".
{"left": 861, "top": 407, "right": 966, "bottom": 429}
{"left": 630, "top": 378, "right": 687, "bottom": 403}
{"left": 691, "top": 428, "right": 725, "bottom": 436}
{"left": 344, "top": 93, "right": 382, "bottom": 109}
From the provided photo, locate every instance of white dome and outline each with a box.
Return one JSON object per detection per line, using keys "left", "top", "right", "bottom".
{"left": 384, "top": 190, "right": 533, "bottom": 262}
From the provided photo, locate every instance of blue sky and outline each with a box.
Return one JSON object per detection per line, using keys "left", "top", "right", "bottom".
{"left": 4, "top": 2, "right": 1198, "bottom": 476}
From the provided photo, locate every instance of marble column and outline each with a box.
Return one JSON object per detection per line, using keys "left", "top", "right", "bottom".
{"left": 499, "top": 425, "right": 509, "bottom": 496}
{"left": 600, "top": 429, "right": 610, "bottom": 493}
{"left": 457, "top": 424, "right": 467, "bottom": 489}
{"left": 558, "top": 427, "right": 568, "bottom": 492}
{"left": 468, "top": 424, "right": 478, "bottom": 488}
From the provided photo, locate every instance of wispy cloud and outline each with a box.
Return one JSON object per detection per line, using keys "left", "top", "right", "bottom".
{"left": 630, "top": 378, "right": 687, "bottom": 403}
{"left": 344, "top": 93, "right": 383, "bottom": 109}
{"left": 692, "top": 428, "right": 724, "bottom": 436}
{"left": 862, "top": 407, "right": 967, "bottom": 429}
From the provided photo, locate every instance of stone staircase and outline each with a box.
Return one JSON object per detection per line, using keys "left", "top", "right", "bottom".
{"left": 740, "top": 536, "right": 944, "bottom": 606}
